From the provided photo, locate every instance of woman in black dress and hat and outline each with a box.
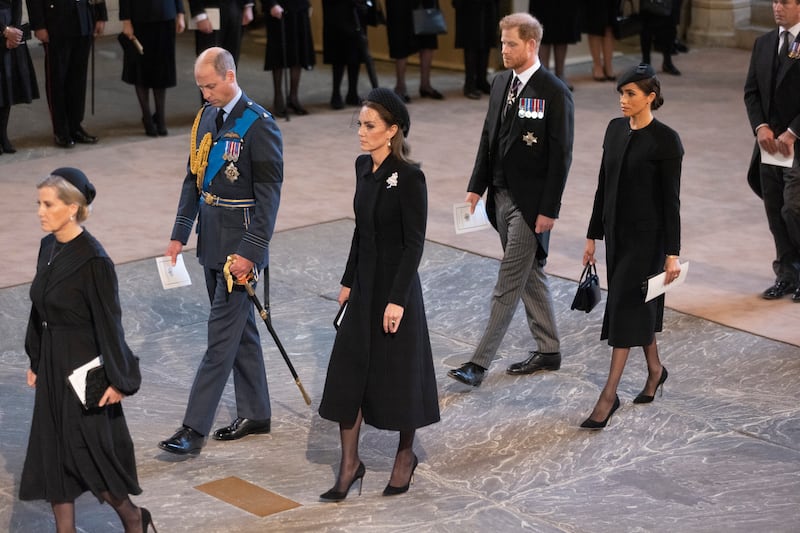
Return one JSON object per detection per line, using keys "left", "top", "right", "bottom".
{"left": 318, "top": 87, "right": 440, "bottom": 500}
{"left": 20, "top": 168, "right": 152, "bottom": 531}
{"left": 580, "top": 64, "right": 682, "bottom": 430}
{"left": 0, "top": 0, "right": 38, "bottom": 153}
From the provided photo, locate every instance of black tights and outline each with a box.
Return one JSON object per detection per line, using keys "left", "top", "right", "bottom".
{"left": 51, "top": 492, "right": 141, "bottom": 533}
{"left": 134, "top": 86, "right": 166, "bottom": 127}
{"left": 0, "top": 105, "right": 12, "bottom": 150}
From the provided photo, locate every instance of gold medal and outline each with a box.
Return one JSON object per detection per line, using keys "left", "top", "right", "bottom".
{"left": 225, "top": 162, "right": 240, "bottom": 182}
{"left": 522, "top": 132, "right": 538, "bottom": 146}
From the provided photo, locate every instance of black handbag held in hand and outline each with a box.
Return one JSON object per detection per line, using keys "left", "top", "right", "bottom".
{"left": 412, "top": 1, "right": 447, "bottom": 36}
{"left": 612, "top": 0, "right": 642, "bottom": 40}
{"left": 570, "top": 263, "right": 601, "bottom": 313}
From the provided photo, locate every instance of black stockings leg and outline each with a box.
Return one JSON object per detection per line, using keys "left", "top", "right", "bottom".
{"left": 100, "top": 491, "right": 142, "bottom": 533}
{"left": 331, "top": 410, "right": 363, "bottom": 492}
{"left": 51, "top": 501, "right": 76, "bottom": 533}
{"left": 153, "top": 88, "right": 166, "bottom": 131}
{"left": 387, "top": 429, "right": 416, "bottom": 487}
{"left": 346, "top": 61, "right": 361, "bottom": 103}
{"left": 0, "top": 105, "right": 13, "bottom": 151}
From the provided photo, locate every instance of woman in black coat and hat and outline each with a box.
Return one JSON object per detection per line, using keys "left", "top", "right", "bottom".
{"left": 581, "top": 65, "right": 683, "bottom": 430}
{"left": 20, "top": 168, "right": 152, "bottom": 531}
{"left": 318, "top": 88, "right": 440, "bottom": 501}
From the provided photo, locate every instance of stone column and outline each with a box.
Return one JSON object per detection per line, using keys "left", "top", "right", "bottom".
{"left": 688, "top": 0, "right": 751, "bottom": 47}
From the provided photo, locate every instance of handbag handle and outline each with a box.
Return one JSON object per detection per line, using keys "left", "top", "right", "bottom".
{"left": 579, "top": 263, "right": 597, "bottom": 283}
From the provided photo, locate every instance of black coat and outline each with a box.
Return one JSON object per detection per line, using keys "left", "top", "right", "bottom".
{"left": 587, "top": 117, "right": 682, "bottom": 347}
{"left": 20, "top": 231, "right": 142, "bottom": 502}
{"left": 319, "top": 154, "right": 440, "bottom": 431}
{"left": 26, "top": 0, "right": 107, "bottom": 38}
{"left": 467, "top": 67, "right": 574, "bottom": 262}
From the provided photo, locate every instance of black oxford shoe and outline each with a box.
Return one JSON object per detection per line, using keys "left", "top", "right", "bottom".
{"left": 447, "top": 362, "right": 486, "bottom": 387}
{"left": 71, "top": 127, "right": 98, "bottom": 144}
{"left": 762, "top": 280, "right": 796, "bottom": 300}
{"left": 506, "top": 351, "right": 561, "bottom": 375}
{"left": 158, "top": 426, "right": 204, "bottom": 455}
{"left": 793, "top": 287, "right": 800, "bottom": 303}
{"left": 54, "top": 135, "right": 75, "bottom": 148}
{"left": 212, "top": 417, "right": 270, "bottom": 441}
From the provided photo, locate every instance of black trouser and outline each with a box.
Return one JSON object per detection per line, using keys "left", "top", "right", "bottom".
{"left": 42, "top": 36, "right": 92, "bottom": 138}
{"left": 760, "top": 159, "right": 800, "bottom": 284}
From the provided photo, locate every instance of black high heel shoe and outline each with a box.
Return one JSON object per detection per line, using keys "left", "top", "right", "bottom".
{"left": 141, "top": 507, "right": 157, "bottom": 533}
{"left": 287, "top": 100, "right": 309, "bottom": 116}
{"left": 383, "top": 453, "right": 418, "bottom": 496}
{"left": 319, "top": 462, "right": 366, "bottom": 502}
{"left": 633, "top": 366, "right": 668, "bottom": 404}
{"left": 580, "top": 395, "right": 620, "bottom": 430}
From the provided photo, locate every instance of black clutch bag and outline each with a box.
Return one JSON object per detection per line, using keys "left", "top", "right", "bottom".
{"left": 333, "top": 300, "right": 348, "bottom": 330}
{"left": 570, "top": 263, "right": 601, "bottom": 313}
{"left": 84, "top": 366, "right": 110, "bottom": 409}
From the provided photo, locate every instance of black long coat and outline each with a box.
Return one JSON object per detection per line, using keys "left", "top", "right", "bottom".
{"left": 20, "top": 231, "right": 142, "bottom": 502}
{"left": 319, "top": 154, "right": 440, "bottom": 431}
{"left": 587, "top": 117, "right": 682, "bottom": 347}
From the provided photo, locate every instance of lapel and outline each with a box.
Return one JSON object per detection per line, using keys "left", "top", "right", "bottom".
{"left": 776, "top": 33, "right": 800, "bottom": 88}
{"left": 488, "top": 70, "right": 513, "bottom": 145}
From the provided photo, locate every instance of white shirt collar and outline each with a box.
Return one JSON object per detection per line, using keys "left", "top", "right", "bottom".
{"left": 220, "top": 88, "right": 243, "bottom": 118}
{"left": 513, "top": 60, "right": 540, "bottom": 89}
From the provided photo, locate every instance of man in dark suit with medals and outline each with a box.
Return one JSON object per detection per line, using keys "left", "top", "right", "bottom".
{"left": 159, "top": 47, "right": 283, "bottom": 455}
{"left": 26, "top": 0, "right": 106, "bottom": 148}
{"left": 188, "top": 0, "right": 254, "bottom": 64}
{"left": 744, "top": 0, "right": 800, "bottom": 301}
{"left": 448, "top": 12, "right": 574, "bottom": 388}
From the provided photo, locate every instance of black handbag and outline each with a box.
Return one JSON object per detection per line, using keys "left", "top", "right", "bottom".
{"left": 640, "top": 0, "right": 672, "bottom": 17}
{"left": 364, "top": 0, "right": 386, "bottom": 27}
{"left": 612, "top": 0, "right": 642, "bottom": 40}
{"left": 412, "top": 1, "right": 447, "bottom": 36}
{"left": 570, "top": 263, "right": 601, "bottom": 313}
{"left": 84, "top": 366, "right": 111, "bottom": 409}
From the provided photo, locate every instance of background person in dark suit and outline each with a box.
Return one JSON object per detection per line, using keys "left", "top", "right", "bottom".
{"left": 581, "top": 64, "right": 683, "bottom": 430}
{"left": 188, "top": 0, "right": 254, "bottom": 64}
{"left": 158, "top": 47, "right": 283, "bottom": 455}
{"left": 448, "top": 12, "right": 574, "bottom": 388}
{"left": 26, "top": 0, "right": 107, "bottom": 148}
{"left": 744, "top": 0, "right": 800, "bottom": 302}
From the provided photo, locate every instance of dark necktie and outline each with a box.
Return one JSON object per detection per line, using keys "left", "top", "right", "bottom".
{"left": 215, "top": 108, "right": 225, "bottom": 131}
{"left": 779, "top": 30, "right": 791, "bottom": 68}
{"left": 504, "top": 76, "right": 521, "bottom": 119}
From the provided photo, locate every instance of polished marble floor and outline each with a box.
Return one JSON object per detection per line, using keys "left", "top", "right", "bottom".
{"left": 1, "top": 220, "right": 798, "bottom": 532}
{"left": 1, "top": 26, "right": 799, "bottom": 533}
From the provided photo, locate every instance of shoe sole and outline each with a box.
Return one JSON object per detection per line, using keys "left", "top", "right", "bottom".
{"left": 157, "top": 443, "right": 202, "bottom": 455}
{"left": 506, "top": 366, "right": 560, "bottom": 375}
{"left": 212, "top": 429, "right": 271, "bottom": 441}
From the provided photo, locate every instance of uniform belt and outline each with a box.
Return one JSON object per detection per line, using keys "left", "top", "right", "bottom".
{"left": 201, "top": 191, "right": 256, "bottom": 208}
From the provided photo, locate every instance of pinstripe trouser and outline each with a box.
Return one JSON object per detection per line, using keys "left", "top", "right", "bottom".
{"left": 470, "top": 189, "right": 560, "bottom": 369}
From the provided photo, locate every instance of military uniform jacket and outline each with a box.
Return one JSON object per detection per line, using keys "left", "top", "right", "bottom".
{"left": 467, "top": 66, "right": 574, "bottom": 260}
{"left": 26, "top": 0, "right": 108, "bottom": 38}
{"left": 171, "top": 93, "right": 283, "bottom": 269}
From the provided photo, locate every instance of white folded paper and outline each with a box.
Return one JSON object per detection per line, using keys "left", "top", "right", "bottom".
{"left": 453, "top": 199, "right": 491, "bottom": 234}
{"left": 760, "top": 145, "right": 794, "bottom": 168}
{"left": 156, "top": 254, "right": 192, "bottom": 289}
{"left": 644, "top": 261, "right": 689, "bottom": 302}
{"left": 67, "top": 356, "right": 103, "bottom": 408}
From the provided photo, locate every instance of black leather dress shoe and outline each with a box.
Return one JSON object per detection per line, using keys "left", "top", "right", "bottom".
{"left": 762, "top": 280, "right": 796, "bottom": 300}
{"left": 447, "top": 362, "right": 486, "bottom": 387}
{"left": 793, "top": 287, "right": 800, "bottom": 303}
{"left": 158, "top": 426, "right": 204, "bottom": 455}
{"left": 212, "top": 417, "right": 270, "bottom": 441}
{"left": 54, "top": 135, "right": 75, "bottom": 148}
{"left": 662, "top": 63, "right": 681, "bottom": 76}
{"left": 506, "top": 351, "right": 561, "bottom": 375}
{"left": 72, "top": 127, "right": 98, "bottom": 144}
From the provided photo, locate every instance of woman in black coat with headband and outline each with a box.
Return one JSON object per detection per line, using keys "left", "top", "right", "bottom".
{"left": 318, "top": 88, "right": 440, "bottom": 501}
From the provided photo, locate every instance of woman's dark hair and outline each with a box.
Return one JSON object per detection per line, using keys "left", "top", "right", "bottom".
{"left": 364, "top": 101, "right": 415, "bottom": 165}
{"left": 635, "top": 77, "right": 664, "bottom": 111}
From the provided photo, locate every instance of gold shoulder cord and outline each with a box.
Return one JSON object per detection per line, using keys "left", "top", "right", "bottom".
{"left": 190, "top": 107, "right": 213, "bottom": 193}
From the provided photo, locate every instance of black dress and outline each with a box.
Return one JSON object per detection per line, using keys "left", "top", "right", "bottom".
{"left": 580, "top": 0, "right": 615, "bottom": 36}
{"left": 529, "top": 0, "right": 580, "bottom": 45}
{"left": 452, "top": 0, "right": 498, "bottom": 51}
{"left": 0, "top": 0, "right": 39, "bottom": 107}
{"left": 322, "top": 0, "right": 366, "bottom": 65}
{"left": 587, "top": 118, "right": 683, "bottom": 348}
{"left": 319, "top": 154, "right": 440, "bottom": 431}
{"left": 385, "top": 0, "right": 438, "bottom": 59}
{"left": 119, "top": 0, "right": 183, "bottom": 88}
{"left": 263, "top": 0, "right": 316, "bottom": 70}
{"left": 20, "top": 231, "right": 142, "bottom": 502}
